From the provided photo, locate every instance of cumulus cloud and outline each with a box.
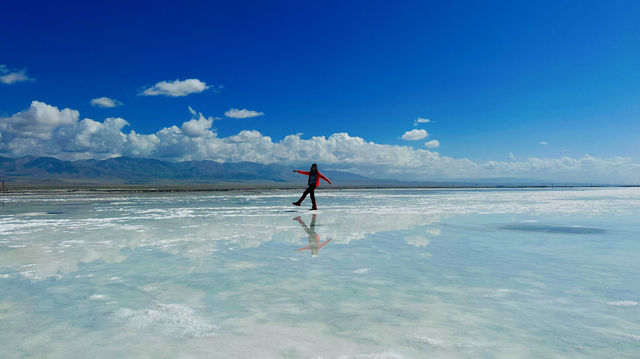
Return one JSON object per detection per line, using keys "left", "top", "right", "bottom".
{"left": 1, "top": 101, "right": 638, "bottom": 183}
{"left": 425, "top": 140, "right": 439, "bottom": 148}
{"left": 0, "top": 101, "right": 78, "bottom": 140}
{"left": 59, "top": 117, "right": 129, "bottom": 157}
{"left": 0, "top": 64, "right": 35, "bottom": 84}
{"left": 224, "top": 108, "right": 264, "bottom": 119}
{"left": 181, "top": 107, "right": 215, "bottom": 137}
{"left": 140, "top": 78, "right": 210, "bottom": 97}
{"left": 401, "top": 129, "right": 428, "bottom": 141}
{"left": 539, "top": 141, "right": 548, "bottom": 145}
{"left": 413, "top": 117, "right": 431, "bottom": 126}
{"left": 91, "top": 97, "right": 123, "bottom": 108}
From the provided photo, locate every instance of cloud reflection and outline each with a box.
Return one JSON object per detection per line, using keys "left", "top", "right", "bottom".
{"left": 0, "top": 193, "right": 445, "bottom": 281}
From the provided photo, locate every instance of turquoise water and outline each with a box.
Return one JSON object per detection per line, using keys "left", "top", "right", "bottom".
{"left": 1, "top": 188, "right": 639, "bottom": 358}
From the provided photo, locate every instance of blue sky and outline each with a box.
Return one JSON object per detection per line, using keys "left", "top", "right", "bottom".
{"left": 1, "top": 1, "right": 639, "bottom": 182}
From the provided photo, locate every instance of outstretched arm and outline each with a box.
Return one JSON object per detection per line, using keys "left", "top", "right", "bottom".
{"left": 294, "top": 170, "right": 310, "bottom": 175}
{"left": 296, "top": 237, "right": 331, "bottom": 252}
{"left": 318, "top": 238, "right": 332, "bottom": 249}
{"left": 318, "top": 172, "right": 332, "bottom": 184}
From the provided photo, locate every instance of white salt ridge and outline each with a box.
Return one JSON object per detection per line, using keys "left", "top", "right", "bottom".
{"left": 335, "top": 352, "right": 406, "bottom": 359}
{"left": 607, "top": 300, "right": 637, "bottom": 307}
{"left": 14, "top": 212, "right": 52, "bottom": 217}
{"left": 414, "top": 335, "right": 447, "bottom": 347}
{"left": 74, "top": 273, "right": 94, "bottom": 279}
{"left": 619, "top": 333, "right": 640, "bottom": 341}
{"left": 353, "top": 268, "right": 369, "bottom": 274}
{"left": 226, "top": 261, "right": 262, "bottom": 270}
{"left": 483, "top": 288, "right": 513, "bottom": 298}
{"left": 115, "top": 303, "right": 219, "bottom": 338}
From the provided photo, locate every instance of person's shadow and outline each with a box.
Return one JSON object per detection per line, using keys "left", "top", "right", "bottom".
{"left": 293, "top": 214, "right": 332, "bottom": 257}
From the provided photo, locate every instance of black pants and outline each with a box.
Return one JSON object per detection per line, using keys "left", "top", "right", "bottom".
{"left": 298, "top": 185, "right": 316, "bottom": 207}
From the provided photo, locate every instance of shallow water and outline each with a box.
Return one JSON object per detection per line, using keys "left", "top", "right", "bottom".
{"left": 1, "top": 188, "right": 639, "bottom": 358}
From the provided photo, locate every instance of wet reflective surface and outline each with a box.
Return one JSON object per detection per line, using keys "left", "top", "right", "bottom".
{"left": 1, "top": 188, "right": 639, "bottom": 358}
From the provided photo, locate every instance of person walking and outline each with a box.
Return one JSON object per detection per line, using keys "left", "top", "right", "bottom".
{"left": 292, "top": 163, "right": 331, "bottom": 210}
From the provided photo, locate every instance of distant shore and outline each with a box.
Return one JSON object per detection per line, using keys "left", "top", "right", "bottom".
{"left": 1, "top": 183, "right": 637, "bottom": 194}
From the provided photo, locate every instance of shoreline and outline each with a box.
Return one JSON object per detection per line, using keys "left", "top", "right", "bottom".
{"left": 1, "top": 184, "right": 637, "bottom": 194}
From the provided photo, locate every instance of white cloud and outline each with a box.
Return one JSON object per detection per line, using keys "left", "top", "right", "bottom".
{"left": 59, "top": 117, "right": 129, "bottom": 156}
{"left": 224, "top": 108, "right": 264, "bottom": 119}
{"left": 1, "top": 101, "right": 638, "bottom": 183}
{"left": 539, "top": 141, "right": 548, "bottom": 145}
{"left": 402, "top": 129, "right": 428, "bottom": 141}
{"left": 0, "top": 64, "right": 35, "bottom": 84}
{"left": 140, "top": 79, "right": 210, "bottom": 97}
{"left": 0, "top": 101, "right": 78, "bottom": 140}
{"left": 425, "top": 140, "right": 440, "bottom": 148}
{"left": 509, "top": 152, "right": 515, "bottom": 159}
{"left": 413, "top": 117, "right": 431, "bottom": 126}
{"left": 181, "top": 107, "right": 215, "bottom": 137}
{"left": 90, "top": 97, "right": 123, "bottom": 108}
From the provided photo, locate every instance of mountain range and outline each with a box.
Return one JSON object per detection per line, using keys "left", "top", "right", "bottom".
{"left": 0, "top": 156, "right": 376, "bottom": 188}
{"left": 0, "top": 156, "right": 612, "bottom": 189}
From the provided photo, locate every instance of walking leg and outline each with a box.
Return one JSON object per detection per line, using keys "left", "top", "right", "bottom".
{"left": 310, "top": 187, "right": 317, "bottom": 210}
{"left": 293, "top": 186, "right": 311, "bottom": 206}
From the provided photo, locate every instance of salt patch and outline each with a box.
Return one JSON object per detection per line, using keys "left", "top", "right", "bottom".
{"left": 483, "top": 288, "right": 512, "bottom": 298}
{"left": 414, "top": 335, "right": 446, "bottom": 347}
{"left": 115, "top": 303, "right": 218, "bottom": 338}
{"left": 607, "top": 300, "right": 637, "bottom": 307}
{"left": 336, "top": 352, "right": 406, "bottom": 359}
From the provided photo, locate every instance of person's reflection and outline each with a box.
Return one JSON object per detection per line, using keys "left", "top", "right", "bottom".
{"left": 293, "top": 214, "right": 331, "bottom": 257}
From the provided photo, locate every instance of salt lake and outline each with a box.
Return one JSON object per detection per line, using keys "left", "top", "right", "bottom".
{"left": 1, "top": 188, "right": 639, "bottom": 358}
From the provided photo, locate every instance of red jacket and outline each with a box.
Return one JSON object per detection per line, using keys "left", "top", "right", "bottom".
{"left": 295, "top": 170, "right": 331, "bottom": 187}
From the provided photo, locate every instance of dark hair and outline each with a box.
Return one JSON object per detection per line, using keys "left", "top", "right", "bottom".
{"left": 310, "top": 163, "right": 318, "bottom": 174}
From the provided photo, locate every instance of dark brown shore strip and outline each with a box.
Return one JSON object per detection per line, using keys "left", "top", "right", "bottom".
{"left": 1, "top": 184, "right": 636, "bottom": 194}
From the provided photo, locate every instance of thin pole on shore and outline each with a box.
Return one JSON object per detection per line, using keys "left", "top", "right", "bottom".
{"left": 1, "top": 177, "right": 6, "bottom": 207}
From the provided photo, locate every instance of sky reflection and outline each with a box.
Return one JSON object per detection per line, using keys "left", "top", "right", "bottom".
{"left": 1, "top": 188, "right": 640, "bottom": 358}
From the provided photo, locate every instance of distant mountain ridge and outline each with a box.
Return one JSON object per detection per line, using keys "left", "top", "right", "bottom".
{"left": 0, "top": 156, "right": 614, "bottom": 188}
{"left": 0, "top": 156, "right": 374, "bottom": 186}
